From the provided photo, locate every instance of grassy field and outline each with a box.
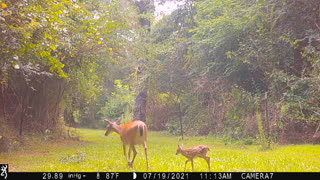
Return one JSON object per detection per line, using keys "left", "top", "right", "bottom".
{"left": 1, "top": 128, "right": 320, "bottom": 172}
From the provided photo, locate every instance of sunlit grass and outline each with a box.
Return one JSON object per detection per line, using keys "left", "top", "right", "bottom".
{"left": 1, "top": 128, "right": 319, "bottom": 172}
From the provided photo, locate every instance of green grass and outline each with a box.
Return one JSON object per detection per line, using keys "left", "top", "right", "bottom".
{"left": 1, "top": 128, "right": 320, "bottom": 172}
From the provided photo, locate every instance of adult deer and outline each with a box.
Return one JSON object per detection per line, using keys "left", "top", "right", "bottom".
{"left": 176, "top": 144, "right": 211, "bottom": 172}
{"left": 104, "top": 119, "right": 148, "bottom": 169}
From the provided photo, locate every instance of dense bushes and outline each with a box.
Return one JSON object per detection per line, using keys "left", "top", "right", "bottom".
{"left": 146, "top": 0, "right": 320, "bottom": 144}
{"left": 1, "top": 0, "right": 319, "bottom": 145}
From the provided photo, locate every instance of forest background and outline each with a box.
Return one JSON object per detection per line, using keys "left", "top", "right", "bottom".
{"left": 1, "top": 0, "right": 320, "bottom": 152}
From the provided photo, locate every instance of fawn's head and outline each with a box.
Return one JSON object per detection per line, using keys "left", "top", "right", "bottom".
{"left": 104, "top": 119, "right": 122, "bottom": 136}
{"left": 176, "top": 144, "right": 184, "bottom": 155}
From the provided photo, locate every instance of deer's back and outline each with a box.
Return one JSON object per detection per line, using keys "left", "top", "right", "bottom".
{"left": 183, "top": 145, "right": 210, "bottom": 159}
{"left": 120, "top": 120, "right": 148, "bottom": 145}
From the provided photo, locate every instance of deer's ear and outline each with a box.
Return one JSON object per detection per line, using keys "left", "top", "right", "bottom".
{"left": 115, "top": 119, "right": 122, "bottom": 125}
{"left": 104, "top": 119, "right": 111, "bottom": 125}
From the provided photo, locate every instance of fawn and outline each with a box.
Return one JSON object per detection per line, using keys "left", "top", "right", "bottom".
{"left": 176, "top": 144, "right": 211, "bottom": 172}
{"left": 104, "top": 119, "right": 148, "bottom": 169}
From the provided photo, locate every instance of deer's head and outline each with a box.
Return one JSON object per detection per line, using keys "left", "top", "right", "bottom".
{"left": 176, "top": 144, "right": 184, "bottom": 155}
{"left": 104, "top": 119, "right": 122, "bottom": 136}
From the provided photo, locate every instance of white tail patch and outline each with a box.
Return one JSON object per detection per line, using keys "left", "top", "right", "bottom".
{"left": 139, "top": 124, "right": 144, "bottom": 136}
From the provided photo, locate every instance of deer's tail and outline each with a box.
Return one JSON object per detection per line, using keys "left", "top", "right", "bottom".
{"left": 139, "top": 125, "right": 144, "bottom": 136}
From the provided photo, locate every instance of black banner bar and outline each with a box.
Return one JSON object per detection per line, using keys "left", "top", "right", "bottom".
{"left": 1, "top": 172, "right": 319, "bottom": 180}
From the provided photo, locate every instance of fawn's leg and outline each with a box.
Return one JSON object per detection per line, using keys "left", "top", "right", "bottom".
{"left": 184, "top": 159, "right": 189, "bottom": 171}
{"left": 144, "top": 141, "right": 149, "bottom": 170}
{"left": 191, "top": 159, "right": 194, "bottom": 172}
{"left": 205, "top": 156, "right": 211, "bottom": 171}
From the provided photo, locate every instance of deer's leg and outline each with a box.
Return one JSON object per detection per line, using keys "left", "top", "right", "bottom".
{"left": 123, "top": 144, "right": 129, "bottom": 162}
{"left": 128, "top": 146, "right": 132, "bottom": 161}
{"left": 129, "top": 145, "right": 137, "bottom": 168}
{"left": 191, "top": 159, "right": 194, "bottom": 172}
{"left": 184, "top": 159, "right": 189, "bottom": 172}
{"left": 144, "top": 141, "right": 149, "bottom": 170}
{"left": 204, "top": 156, "right": 211, "bottom": 172}
{"left": 128, "top": 146, "right": 133, "bottom": 167}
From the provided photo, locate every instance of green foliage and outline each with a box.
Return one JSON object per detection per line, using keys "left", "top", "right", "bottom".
{"left": 224, "top": 88, "right": 257, "bottom": 140}
{"left": 147, "top": 0, "right": 320, "bottom": 143}
{"left": 256, "top": 111, "right": 268, "bottom": 150}
{"left": 99, "top": 80, "right": 135, "bottom": 121}
{"left": 165, "top": 120, "right": 181, "bottom": 136}
{"left": 2, "top": 0, "right": 320, "bottom": 144}
{"left": 0, "top": 0, "right": 141, "bottom": 132}
{"left": 192, "top": 0, "right": 268, "bottom": 93}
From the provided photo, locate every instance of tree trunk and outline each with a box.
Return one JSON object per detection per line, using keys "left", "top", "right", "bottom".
{"left": 133, "top": 86, "right": 147, "bottom": 121}
{"left": 264, "top": 92, "right": 271, "bottom": 148}
{"left": 19, "top": 108, "right": 25, "bottom": 136}
{"left": 64, "top": 107, "right": 75, "bottom": 127}
{"left": 0, "top": 135, "right": 10, "bottom": 152}
{"left": 132, "top": 0, "right": 154, "bottom": 123}
{"left": 178, "top": 100, "right": 184, "bottom": 140}
{"left": 19, "top": 86, "right": 29, "bottom": 136}
{"left": 88, "top": 97, "right": 96, "bottom": 128}
{"left": 51, "top": 79, "right": 64, "bottom": 128}
{"left": 1, "top": 85, "right": 6, "bottom": 123}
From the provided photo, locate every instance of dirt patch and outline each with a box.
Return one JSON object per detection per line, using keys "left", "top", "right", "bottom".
{"left": 49, "top": 138, "right": 93, "bottom": 146}
{"left": 25, "top": 151, "right": 50, "bottom": 156}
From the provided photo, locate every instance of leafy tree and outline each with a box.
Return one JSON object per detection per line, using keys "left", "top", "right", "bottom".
{"left": 99, "top": 80, "right": 135, "bottom": 122}
{"left": 0, "top": 0, "right": 136, "bottom": 134}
